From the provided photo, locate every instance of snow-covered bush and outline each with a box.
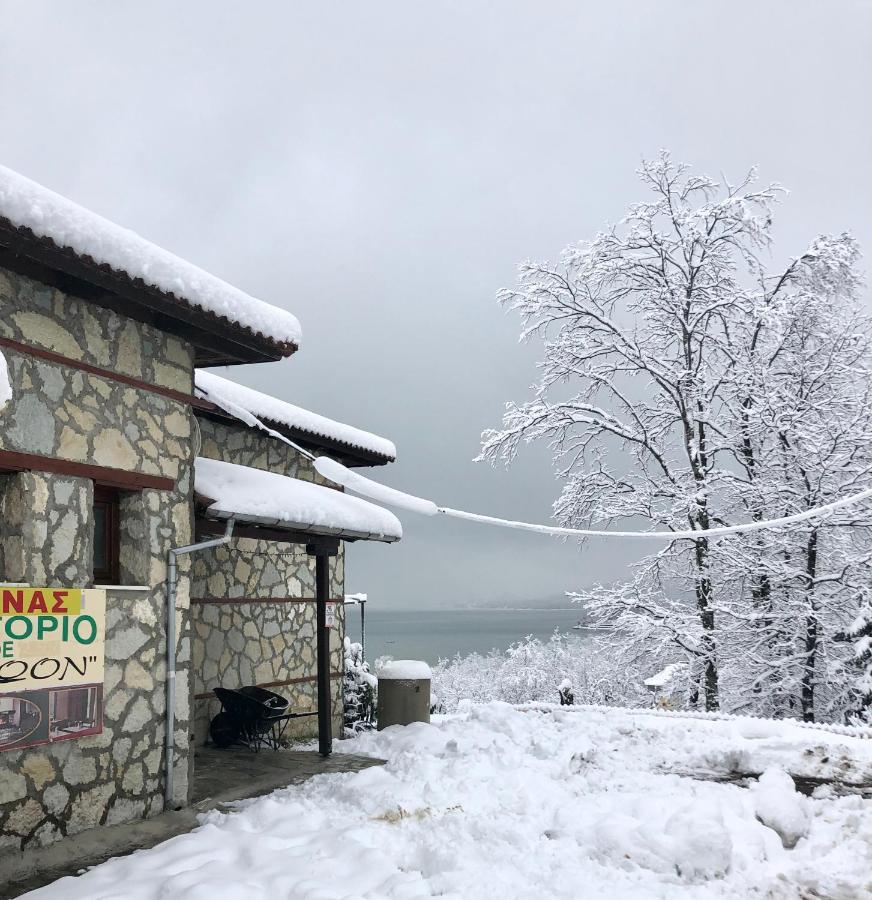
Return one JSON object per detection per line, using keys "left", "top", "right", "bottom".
{"left": 343, "top": 637, "right": 377, "bottom": 733}
{"left": 842, "top": 603, "right": 872, "bottom": 724}
{"left": 431, "top": 632, "right": 648, "bottom": 713}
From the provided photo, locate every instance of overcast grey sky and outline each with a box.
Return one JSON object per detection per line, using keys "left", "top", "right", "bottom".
{"left": 1, "top": 2, "right": 870, "bottom": 608}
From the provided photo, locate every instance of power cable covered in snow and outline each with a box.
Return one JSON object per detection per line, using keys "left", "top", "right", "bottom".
{"left": 314, "top": 457, "right": 872, "bottom": 541}
{"left": 203, "top": 394, "right": 872, "bottom": 542}
{"left": 200, "top": 386, "right": 320, "bottom": 462}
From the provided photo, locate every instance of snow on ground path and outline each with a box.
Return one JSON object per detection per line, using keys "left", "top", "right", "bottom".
{"left": 27, "top": 704, "right": 872, "bottom": 899}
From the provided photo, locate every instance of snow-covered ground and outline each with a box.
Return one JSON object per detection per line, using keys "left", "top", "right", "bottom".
{"left": 28, "top": 704, "right": 872, "bottom": 899}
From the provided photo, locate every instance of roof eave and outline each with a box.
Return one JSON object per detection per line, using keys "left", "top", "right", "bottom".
{"left": 0, "top": 218, "right": 297, "bottom": 366}
{"left": 201, "top": 507, "right": 401, "bottom": 544}
{"left": 194, "top": 402, "right": 396, "bottom": 468}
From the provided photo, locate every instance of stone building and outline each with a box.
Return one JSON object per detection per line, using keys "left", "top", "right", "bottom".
{"left": 190, "top": 371, "right": 397, "bottom": 746}
{"left": 0, "top": 166, "right": 400, "bottom": 871}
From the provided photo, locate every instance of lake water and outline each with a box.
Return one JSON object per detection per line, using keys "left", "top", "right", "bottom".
{"left": 345, "top": 607, "right": 593, "bottom": 665}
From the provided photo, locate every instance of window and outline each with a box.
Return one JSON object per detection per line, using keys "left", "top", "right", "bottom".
{"left": 93, "top": 485, "right": 120, "bottom": 585}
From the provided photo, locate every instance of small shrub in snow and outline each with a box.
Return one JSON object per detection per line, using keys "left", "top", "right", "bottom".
{"left": 842, "top": 604, "right": 872, "bottom": 724}
{"left": 343, "top": 637, "right": 377, "bottom": 734}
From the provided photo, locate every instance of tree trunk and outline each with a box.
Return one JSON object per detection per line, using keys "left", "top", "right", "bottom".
{"left": 800, "top": 528, "right": 819, "bottom": 722}
{"left": 695, "top": 535, "right": 719, "bottom": 711}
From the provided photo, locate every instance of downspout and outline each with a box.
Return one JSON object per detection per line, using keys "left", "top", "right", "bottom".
{"left": 164, "top": 517, "right": 235, "bottom": 810}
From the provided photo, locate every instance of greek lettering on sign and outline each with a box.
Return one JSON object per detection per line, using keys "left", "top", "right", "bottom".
{"left": 0, "top": 588, "right": 106, "bottom": 752}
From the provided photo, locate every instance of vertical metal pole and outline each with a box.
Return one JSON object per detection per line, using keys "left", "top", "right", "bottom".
{"left": 316, "top": 552, "right": 332, "bottom": 757}
{"left": 165, "top": 553, "right": 177, "bottom": 808}
{"left": 360, "top": 599, "right": 366, "bottom": 662}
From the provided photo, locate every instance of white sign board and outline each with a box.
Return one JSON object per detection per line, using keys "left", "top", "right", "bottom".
{"left": 325, "top": 602, "right": 336, "bottom": 629}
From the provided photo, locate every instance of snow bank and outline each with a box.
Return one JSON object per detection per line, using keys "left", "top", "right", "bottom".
{"left": 0, "top": 349, "right": 10, "bottom": 410}
{"left": 28, "top": 703, "right": 872, "bottom": 900}
{"left": 195, "top": 457, "right": 402, "bottom": 541}
{"left": 0, "top": 166, "right": 301, "bottom": 347}
{"left": 376, "top": 659, "right": 432, "bottom": 680}
{"left": 314, "top": 456, "right": 436, "bottom": 514}
{"left": 196, "top": 370, "right": 395, "bottom": 459}
{"left": 750, "top": 767, "right": 810, "bottom": 848}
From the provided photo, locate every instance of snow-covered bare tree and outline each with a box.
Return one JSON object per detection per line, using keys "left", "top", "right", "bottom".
{"left": 480, "top": 152, "right": 871, "bottom": 716}
{"left": 717, "top": 256, "right": 872, "bottom": 721}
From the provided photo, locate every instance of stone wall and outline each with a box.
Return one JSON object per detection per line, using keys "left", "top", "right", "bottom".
{"left": 191, "top": 596, "right": 345, "bottom": 744}
{"left": 1, "top": 473, "right": 93, "bottom": 585}
{"left": 0, "top": 586, "right": 173, "bottom": 849}
{"left": 197, "top": 414, "right": 324, "bottom": 482}
{"left": 0, "top": 268, "right": 195, "bottom": 863}
{"left": 192, "top": 417, "right": 346, "bottom": 742}
{"left": 0, "top": 268, "right": 192, "bottom": 396}
{"left": 0, "top": 269, "right": 193, "bottom": 484}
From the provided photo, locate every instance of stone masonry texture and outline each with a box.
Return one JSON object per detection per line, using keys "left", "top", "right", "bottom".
{"left": 192, "top": 417, "right": 346, "bottom": 742}
{"left": 0, "top": 265, "right": 351, "bottom": 872}
{"left": 0, "top": 267, "right": 195, "bottom": 867}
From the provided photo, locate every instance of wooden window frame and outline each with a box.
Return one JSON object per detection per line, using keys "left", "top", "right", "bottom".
{"left": 93, "top": 485, "right": 121, "bottom": 586}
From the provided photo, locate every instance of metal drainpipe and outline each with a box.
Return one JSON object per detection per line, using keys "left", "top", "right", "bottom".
{"left": 164, "top": 517, "right": 235, "bottom": 810}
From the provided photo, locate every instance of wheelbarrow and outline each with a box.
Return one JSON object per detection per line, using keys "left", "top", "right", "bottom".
{"left": 209, "top": 685, "right": 313, "bottom": 751}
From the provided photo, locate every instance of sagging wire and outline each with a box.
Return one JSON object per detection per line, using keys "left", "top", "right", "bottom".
{"left": 199, "top": 382, "right": 872, "bottom": 542}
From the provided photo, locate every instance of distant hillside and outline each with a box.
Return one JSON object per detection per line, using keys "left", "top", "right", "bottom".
{"left": 459, "top": 594, "right": 584, "bottom": 613}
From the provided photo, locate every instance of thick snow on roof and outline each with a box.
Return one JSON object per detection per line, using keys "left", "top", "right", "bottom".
{"left": 0, "top": 165, "right": 301, "bottom": 348}
{"left": 196, "top": 370, "right": 396, "bottom": 460}
{"left": 195, "top": 457, "right": 402, "bottom": 542}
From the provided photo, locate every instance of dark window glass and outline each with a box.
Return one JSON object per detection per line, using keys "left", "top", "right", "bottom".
{"left": 93, "top": 486, "right": 120, "bottom": 585}
{"left": 93, "top": 504, "right": 108, "bottom": 572}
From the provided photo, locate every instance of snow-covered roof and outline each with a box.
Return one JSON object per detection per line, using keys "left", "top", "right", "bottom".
{"left": 0, "top": 165, "right": 301, "bottom": 350}
{"left": 195, "top": 370, "right": 396, "bottom": 462}
{"left": 195, "top": 457, "right": 402, "bottom": 543}
{"left": 644, "top": 663, "right": 687, "bottom": 688}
